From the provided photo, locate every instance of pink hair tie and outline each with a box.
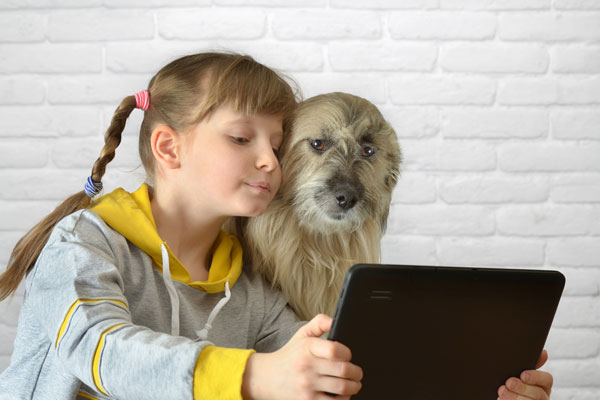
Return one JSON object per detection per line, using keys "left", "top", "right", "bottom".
{"left": 134, "top": 90, "right": 150, "bottom": 111}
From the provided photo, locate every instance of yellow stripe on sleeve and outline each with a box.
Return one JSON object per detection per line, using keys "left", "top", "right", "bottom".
{"left": 77, "top": 391, "right": 101, "bottom": 400}
{"left": 55, "top": 298, "right": 127, "bottom": 349}
{"left": 92, "top": 323, "right": 126, "bottom": 395}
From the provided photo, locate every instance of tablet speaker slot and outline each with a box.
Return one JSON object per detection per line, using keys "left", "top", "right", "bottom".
{"left": 370, "top": 290, "right": 392, "bottom": 300}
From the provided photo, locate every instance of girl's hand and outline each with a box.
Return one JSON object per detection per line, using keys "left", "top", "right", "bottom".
{"left": 242, "top": 314, "right": 363, "bottom": 400}
{"left": 498, "top": 349, "right": 553, "bottom": 400}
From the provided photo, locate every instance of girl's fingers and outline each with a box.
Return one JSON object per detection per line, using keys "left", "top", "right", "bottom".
{"left": 535, "top": 349, "right": 548, "bottom": 369}
{"left": 521, "top": 370, "right": 553, "bottom": 396}
{"left": 313, "top": 375, "right": 362, "bottom": 397}
{"left": 314, "top": 357, "right": 363, "bottom": 382}
{"left": 498, "top": 378, "right": 550, "bottom": 400}
{"left": 309, "top": 338, "right": 353, "bottom": 362}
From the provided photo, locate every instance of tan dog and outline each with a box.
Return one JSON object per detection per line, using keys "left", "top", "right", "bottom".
{"left": 238, "top": 92, "right": 401, "bottom": 321}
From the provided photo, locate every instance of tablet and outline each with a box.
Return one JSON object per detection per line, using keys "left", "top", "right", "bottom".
{"left": 327, "top": 264, "right": 565, "bottom": 400}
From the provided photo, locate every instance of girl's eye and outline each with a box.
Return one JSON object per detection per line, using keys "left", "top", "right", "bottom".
{"left": 309, "top": 139, "right": 327, "bottom": 152}
{"left": 360, "top": 145, "right": 376, "bottom": 158}
{"left": 232, "top": 136, "right": 249, "bottom": 144}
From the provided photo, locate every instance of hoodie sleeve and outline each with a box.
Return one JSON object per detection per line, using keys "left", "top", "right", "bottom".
{"left": 26, "top": 211, "right": 252, "bottom": 400}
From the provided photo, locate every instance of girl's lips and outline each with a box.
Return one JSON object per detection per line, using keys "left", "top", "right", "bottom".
{"left": 247, "top": 182, "right": 270, "bottom": 193}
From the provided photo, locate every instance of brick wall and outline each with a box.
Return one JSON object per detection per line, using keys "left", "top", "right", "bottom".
{"left": 1, "top": 1, "right": 599, "bottom": 398}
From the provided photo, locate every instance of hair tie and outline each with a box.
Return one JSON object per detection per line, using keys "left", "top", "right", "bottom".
{"left": 84, "top": 176, "right": 103, "bottom": 198}
{"left": 134, "top": 90, "right": 150, "bottom": 111}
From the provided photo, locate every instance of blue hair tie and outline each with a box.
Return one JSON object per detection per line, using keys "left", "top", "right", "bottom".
{"left": 84, "top": 176, "right": 103, "bottom": 198}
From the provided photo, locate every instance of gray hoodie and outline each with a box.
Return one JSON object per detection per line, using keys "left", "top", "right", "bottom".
{"left": 0, "top": 185, "right": 305, "bottom": 399}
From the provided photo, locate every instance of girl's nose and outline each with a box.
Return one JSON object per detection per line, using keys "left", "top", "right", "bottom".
{"left": 256, "top": 144, "right": 279, "bottom": 172}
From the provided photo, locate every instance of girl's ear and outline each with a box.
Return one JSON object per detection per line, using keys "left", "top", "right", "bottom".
{"left": 151, "top": 124, "right": 182, "bottom": 170}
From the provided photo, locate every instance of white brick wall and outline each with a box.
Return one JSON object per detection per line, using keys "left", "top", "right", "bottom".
{"left": 0, "top": 1, "right": 598, "bottom": 398}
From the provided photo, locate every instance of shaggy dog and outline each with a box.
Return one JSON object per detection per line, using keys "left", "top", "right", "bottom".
{"left": 238, "top": 92, "right": 401, "bottom": 321}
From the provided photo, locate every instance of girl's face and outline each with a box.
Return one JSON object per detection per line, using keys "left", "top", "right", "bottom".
{"left": 177, "top": 103, "right": 284, "bottom": 218}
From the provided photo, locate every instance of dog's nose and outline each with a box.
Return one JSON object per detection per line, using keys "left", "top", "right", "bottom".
{"left": 335, "top": 190, "right": 358, "bottom": 210}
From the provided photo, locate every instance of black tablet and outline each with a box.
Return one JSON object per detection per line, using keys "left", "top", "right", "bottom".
{"left": 327, "top": 264, "right": 565, "bottom": 400}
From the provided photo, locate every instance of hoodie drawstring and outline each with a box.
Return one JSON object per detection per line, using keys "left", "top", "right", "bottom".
{"left": 161, "top": 244, "right": 180, "bottom": 336}
{"left": 197, "top": 281, "right": 231, "bottom": 341}
{"left": 160, "top": 243, "right": 232, "bottom": 341}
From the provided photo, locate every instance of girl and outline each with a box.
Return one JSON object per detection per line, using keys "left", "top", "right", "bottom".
{"left": 0, "top": 52, "right": 363, "bottom": 399}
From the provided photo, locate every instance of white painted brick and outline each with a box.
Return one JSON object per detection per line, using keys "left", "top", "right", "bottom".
{"left": 158, "top": 9, "right": 266, "bottom": 40}
{"left": 498, "top": 142, "right": 600, "bottom": 172}
{"left": 547, "top": 238, "right": 600, "bottom": 267}
{"left": 293, "top": 73, "right": 386, "bottom": 104}
{"left": 442, "top": 108, "right": 548, "bottom": 139}
{"left": 50, "top": 136, "right": 104, "bottom": 169}
{"left": 497, "top": 205, "right": 600, "bottom": 236}
{"left": 551, "top": 109, "right": 600, "bottom": 140}
{"left": 545, "top": 328, "right": 600, "bottom": 358}
{"left": 51, "top": 136, "right": 141, "bottom": 169}
{"left": 107, "top": 41, "right": 324, "bottom": 73}
{"left": 216, "top": 0, "right": 324, "bottom": 5}
{"left": 101, "top": 170, "right": 148, "bottom": 196}
{"left": 47, "top": 76, "right": 151, "bottom": 105}
{"left": 389, "top": 11, "right": 496, "bottom": 40}
{"left": 0, "top": 78, "right": 44, "bottom": 105}
{"left": 559, "top": 267, "right": 600, "bottom": 296}
{"left": 0, "top": 298, "right": 22, "bottom": 329}
{"left": 0, "top": 356, "right": 11, "bottom": 374}
{"left": 0, "top": 200, "right": 60, "bottom": 231}
{"left": 553, "top": 297, "right": 600, "bottom": 327}
{"left": 544, "top": 359, "right": 600, "bottom": 387}
{"left": 0, "top": 324, "right": 18, "bottom": 356}
{"left": 439, "top": 175, "right": 550, "bottom": 204}
{"left": 390, "top": 76, "right": 496, "bottom": 105}
{"left": 550, "top": 174, "right": 600, "bottom": 203}
{"left": 0, "top": 0, "right": 101, "bottom": 7}
{"left": 552, "top": 45, "right": 600, "bottom": 74}
{"left": 391, "top": 172, "right": 437, "bottom": 204}
{"left": 0, "top": 106, "right": 100, "bottom": 138}
{"left": 441, "top": 0, "right": 549, "bottom": 9}
{"left": 551, "top": 388, "right": 600, "bottom": 400}
{"left": 388, "top": 204, "right": 496, "bottom": 236}
{"left": 329, "top": 42, "right": 436, "bottom": 72}
{"left": 441, "top": 43, "right": 549, "bottom": 73}
{"left": 554, "top": 0, "right": 600, "bottom": 10}
{"left": 498, "top": 78, "right": 558, "bottom": 105}
{"left": 105, "top": 0, "right": 208, "bottom": 7}
{"left": 499, "top": 13, "right": 600, "bottom": 42}
{"left": 332, "top": 0, "right": 439, "bottom": 8}
{"left": 101, "top": 105, "right": 144, "bottom": 140}
{"left": 272, "top": 10, "right": 381, "bottom": 40}
{"left": 559, "top": 77, "right": 600, "bottom": 105}
{"left": 0, "top": 43, "right": 102, "bottom": 73}
{"left": 0, "top": 12, "right": 45, "bottom": 42}
{"left": 0, "top": 231, "right": 23, "bottom": 266}
{"left": 438, "top": 237, "right": 545, "bottom": 267}
{"left": 379, "top": 106, "right": 440, "bottom": 139}
{"left": 0, "top": 140, "right": 49, "bottom": 168}
{"left": 0, "top": 169, "right": 87, "bottom": 200}
{"left": 402, "top": 139, "right": 497, "bottom": 171}
{"left": 380, "top": 235, "right": 438, "bottom": 265}
{"left": 48, "top": 10, "right": 154, "bottom": 42}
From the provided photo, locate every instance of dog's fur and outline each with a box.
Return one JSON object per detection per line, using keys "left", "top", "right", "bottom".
{"left": 238, "top": 92, "right": 401, "bottom": 321}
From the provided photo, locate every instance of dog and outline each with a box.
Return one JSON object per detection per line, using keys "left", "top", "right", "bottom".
{"left": 237, "top": 92, "right": 401, "bottom": 321}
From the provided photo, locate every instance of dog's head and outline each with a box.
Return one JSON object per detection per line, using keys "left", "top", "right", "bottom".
{"left": 277, "top": 92, "right": 401, "bottom": 234}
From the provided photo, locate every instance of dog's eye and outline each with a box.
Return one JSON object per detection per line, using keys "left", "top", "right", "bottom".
{"left": 309, "top": 139, "right": 327, "bottom": 152}
{"left": 360, "top": 145, "right": 376, "bottom": 158}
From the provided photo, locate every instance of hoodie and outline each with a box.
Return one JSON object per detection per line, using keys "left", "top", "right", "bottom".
{"left": 0, "top": 184, "right": 305, "bottom": 400}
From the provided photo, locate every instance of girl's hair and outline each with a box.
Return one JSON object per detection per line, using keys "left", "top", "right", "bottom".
{"left": 0, "top": 51, "right": 300, "bottom": 301}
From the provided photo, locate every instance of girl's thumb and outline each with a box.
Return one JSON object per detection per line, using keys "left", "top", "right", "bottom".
{"left": 293, "top": 314, "right": 333, "bottom": 339}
